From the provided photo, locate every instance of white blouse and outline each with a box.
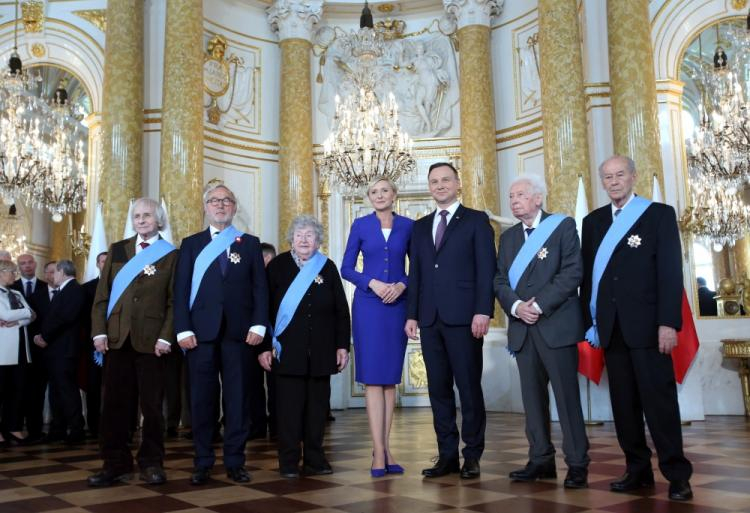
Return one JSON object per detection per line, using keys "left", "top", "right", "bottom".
{"left": 0, "top": 287, "right": 34, "bottom": 366}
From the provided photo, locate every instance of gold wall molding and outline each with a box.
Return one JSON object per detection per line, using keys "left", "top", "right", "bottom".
{"left": 0, "top": 17, "right": 104, "bottom": 54}
{"left": 204, "top": 154, "right": 278, "bottom": 166}
{"left": 491, "top": 7, "right": 537, "bottom": 30}
{"left": 204, "top": 135, "right": 279, "bottom": 155}
{"left": 204, "top": 17, "right": 278, "bottom": 45}
{"left": 72, "top": 9, "right": 106, "bottom": 32}
{"left": 496, "top": 135, "right": 544, "bottom": 152}
{"left": 496, "top": 125, "right": 543, "bottom": 144}
{"left": 496, "top": 116, "right": 542, "bottom": 135}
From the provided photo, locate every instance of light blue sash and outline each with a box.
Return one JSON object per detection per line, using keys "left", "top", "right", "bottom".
{"left": 585, "top": 196, "right": 652, "bottom": 347}
{"left": 107, "top": 239, "right": 176, "bottom": 319}
{"left": 189, "top": 226, "right": 243, "bottom": 309}
{"left": 272, "top": 251, "right": 327, "bottom": 361}
{"left": 508, "top": 214, "right": 567, "bottom": 290}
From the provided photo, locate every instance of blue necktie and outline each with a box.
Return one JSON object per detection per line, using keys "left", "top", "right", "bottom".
{"left": 25, "top": 280, "right": 32, "bottom": 298}
{"left": 214, "top": 232, "right": 229, "bottom": 276}
{"left": 525, "top": 227, "right": 534, "bottom": 238}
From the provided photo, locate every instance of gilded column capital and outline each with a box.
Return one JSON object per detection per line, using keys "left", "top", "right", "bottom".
{"left": 267, "top": 0, "right": 322, "bottom": 42}
{"left": 443, "top": 0, "right": 503, "bottom": 29}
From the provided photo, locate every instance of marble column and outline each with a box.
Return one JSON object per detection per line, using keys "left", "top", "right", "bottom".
{"left": 538, "top": 0, "right": 591, "bottom": 215}
{"left": 159, "top": 0, "right": 204, "bottom": 244}
{"left": 99, "top": 0, "right": 143, "bottom": 244}
{"left": 268, "top": 1, "right": 322, "bottom": 247}
{"left": 607, "top": 0, "right": 664, "bottom": 197}
{"left": 444, "top": 0, "right": 502, "bottom": 212}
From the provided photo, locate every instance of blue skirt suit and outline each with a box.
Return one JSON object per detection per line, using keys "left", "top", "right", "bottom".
{"left": 341, "top": 213, "right": 413, "bottom": 385}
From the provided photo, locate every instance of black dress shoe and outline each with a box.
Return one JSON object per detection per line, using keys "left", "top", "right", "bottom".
{"left": 140, "top": 466, "right": 167, "bottom": 485}
{"left": 610, "top": 471, "right": 655, "bottom": 492}
{"left": 183, "top": 431, "right": 193, "bottom": 440}
{"left": 460, "top": 459, "right": 480, "bottom": 479}
{"left": 41, "top": 432, "right": 66, "bottom": 444}
{"left": 280, "top": 469, "right": 300, "bottom": 478}
{"left": 226, "top": 466, "right": 251, "bottom": 483}
{"left": 564, "top": 467, "right": 588, "bottom": 489}
{"left": 64, "top": 433, "right": 86, "bottom": 446}
{"left": 302, "top": 463, "right": 333, "bottom": 476}
{"left": 191, "top": 467, "right": 211, "bottom": 485}
{"left": 165, "top": 427, "right": 178, "bottom": 438}
{"left": 668, "top": 480, "right": 693, "bottom": 501}
{"left": 87, "top": 469, "right": 131, "bottom": 487}
{"left": 509, "top": 462, "right": 557, "bottom": 482}
{"left": 4, "top": 433, "right": 27, "bottom": 446}
{"left": 422, "top": 458, "right": 460, "bottom": 478}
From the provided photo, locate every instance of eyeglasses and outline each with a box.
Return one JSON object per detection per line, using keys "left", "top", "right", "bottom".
{"left": 0, "top": 270, "right": 18, "bottom": 275}
{"left": 206, "top": 197, "right": 236, "bottom": 207}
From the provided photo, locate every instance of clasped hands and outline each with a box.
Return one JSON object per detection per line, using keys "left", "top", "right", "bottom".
{"left": 516, "top": 297, "right": 540, "bottom": 325}
{"left": 369, "top": 279, "right": 405, "bottom": 304}
{"left": 0, "top": 320, "right": 19, "bottom": 328}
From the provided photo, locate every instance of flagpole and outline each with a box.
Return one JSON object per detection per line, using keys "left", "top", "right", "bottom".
{"left": 584, "top": 379, "right": 603, "bottom": 426}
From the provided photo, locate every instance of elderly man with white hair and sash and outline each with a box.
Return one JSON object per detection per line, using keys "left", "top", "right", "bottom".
{"left": 581, "top": 155, "right": 692, "bottom": 502}
{"left": 87, "top": 198, "right": 178, "bottom": 487}
{"left": 494, "top": 174, "right": 590, "bottom": 490}
{"left": 173, "top": 182, "right": 269, "bottom": 485}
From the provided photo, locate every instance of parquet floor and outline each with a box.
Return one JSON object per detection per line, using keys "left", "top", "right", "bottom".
{"left": 1, "top": 409, "right": 749, "bottom": 513}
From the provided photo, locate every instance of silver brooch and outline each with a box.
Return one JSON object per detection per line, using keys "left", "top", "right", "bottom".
{"left": 143, "top": 264, "right": 156, "bottom": 276}
{"left": 537, "top": 247, "right": 548, "bottom": 260}
{"left": 229, "top": 252, "right": 241, "bottom": 264}
{"left": 314, "top": 275, "right": 324, "bottom": 285}
{"left": 627, "top": 235, "right": 642, "bottom": 248}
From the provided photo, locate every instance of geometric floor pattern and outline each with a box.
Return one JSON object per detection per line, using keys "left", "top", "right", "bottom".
{"left": 1, "top": 409, "right": 749, "bottom": 513}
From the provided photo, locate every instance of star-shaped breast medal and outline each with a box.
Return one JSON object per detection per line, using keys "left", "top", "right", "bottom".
{"left": 537, "top": 247, "right": 548, "bottom": 260}
{"left": 143, "top": 264, "right": 156, "bottom": 276}
{"left": 627, "top": 234, "right": 642, "bottom": 248}
{"left": 229, "top": 252, "right": 241, "bottom": 264}
{"left": 314, "top": 275, "right": 324, "bottom": 285}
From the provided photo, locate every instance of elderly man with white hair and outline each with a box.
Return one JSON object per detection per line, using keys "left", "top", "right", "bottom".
{"left": 494, "top": 174, "right": 590, "bottom": 489}
{"left": 87, "top": 197, "right": 178, "bottom": 487}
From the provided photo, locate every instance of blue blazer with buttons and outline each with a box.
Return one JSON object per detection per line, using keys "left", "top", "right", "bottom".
{"left": 341, "top": 212, "right": 413, "bottom": 299}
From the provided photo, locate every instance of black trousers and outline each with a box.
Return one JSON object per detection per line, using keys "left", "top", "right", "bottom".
{"left": 420, "top": 319, "right": 486, "bottom": 461}
{"left": 247, "top": 356, "right": 268, "bottom": 436}
{"left": 0, "top": 363, "right": 26, "bottom": 432}
{"left": 275, "top": 373, "right": 330, "bottom": 472}
{"left": 46, "top": 356, "right": 85, "bottom": 437}
{"left": 605, "top": 320, "right": 692, "bottom": 481}
{"left": 163, "top": 347, "right": 183, "bottom": 431}
{"left": 23, "top": 350, "right": 48, "bottom": 437}
{"left": 85, "top": 356, "right": 102, "bottom": 436}
{"left": 99, "top": 339, "right": 165, "bottom": 472}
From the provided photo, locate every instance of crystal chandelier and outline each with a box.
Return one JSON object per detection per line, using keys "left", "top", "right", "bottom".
{"left": 682, "top": 19, "right": 750, "bottom": 248}
{"left": 317, "top": 1, "right": 416, "bottom": 195}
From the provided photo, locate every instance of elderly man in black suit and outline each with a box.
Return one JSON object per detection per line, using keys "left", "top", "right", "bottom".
{"left": 581, "top": 155, "right": 692, "bottom": 501}
{"left": 494, "top": 175, "right": 589, "bottom": 489}
{"left": 405, "top": 162, "right": 496, "bottom": 479}
{"left": 12, "top": 254, "right": 50, "bottom": 444}
{"left": 34, "top": 260, "right": 86, "bottom": 444}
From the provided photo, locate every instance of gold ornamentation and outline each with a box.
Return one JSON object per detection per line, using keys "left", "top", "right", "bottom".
{"left": 21, "top": 1, "right": 44, "bottom": 33}
{"left": 314, "top": 275, "right": 324, "bottom": 285}
{"left": 203, "top": 34, "right": 245, "bottom": 125}
{"left": 375, "top": 18, "right": 406, "bottom": 40}
{"left": 721, "top": 338, "right": 750, "bottom": 416}
{"left": 30, "top": 43, "right": 45, "bottom": 58}
{"left": 627, "top": 234, "right": 642, "bottom": 248}
{"left": 408, "top": 350, "right": 428, "bottom": 389}
{"left": 72, "top": 9, "right": 106, "bottom": 32}
{"left": 378, "top": 3, "right": 395, "bottom": 13}
{"left": 732, "top": 0, "right": 748, "bottom": 10}
{"left": 537, "top": 247, "right": 548, "bottom": 260}
{"left": 229, "top": 252, "right": 241, "bottom": 264}
{"left": 143, "top": 264, "right": 157, "bottom": 276}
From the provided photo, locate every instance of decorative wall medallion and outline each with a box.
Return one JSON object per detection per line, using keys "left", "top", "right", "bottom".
{"left": 732, "top": 0, "right": 748, "bottom": 10}
{"left": 31, "top": 43, "right": 45, "bottom": 58}
{"left": 72, "top": 9, "right": 107, "bottom": 32}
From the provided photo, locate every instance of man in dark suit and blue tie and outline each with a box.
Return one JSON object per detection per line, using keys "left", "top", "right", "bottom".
{"left": 581, "top": 155, "right": 692, "bottom": 501}
{"left": 494, "top": 175, "right": 589, "bottom": 489}
{"left": 174, "top": 182, "right": 269, "bottom": 485}
{"left": 405, "top": 162, "right": 496, "bottom": 479}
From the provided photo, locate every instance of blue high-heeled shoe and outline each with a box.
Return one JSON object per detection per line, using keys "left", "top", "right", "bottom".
{"left": 385, "top": 452, "right": 404, "bottom": 474}
{"left": 371, "top": 453, "right": 386, "bottom": 478}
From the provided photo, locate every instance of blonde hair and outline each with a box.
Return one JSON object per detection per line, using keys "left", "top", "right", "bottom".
{"left": 364, "top": 176, "right": 398, "bottom": 207}
{"left": 0, "top": 260, "right": 18, "bottom": 273}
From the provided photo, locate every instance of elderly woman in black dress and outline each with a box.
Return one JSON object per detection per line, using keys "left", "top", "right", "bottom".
{"left": 258, "top": 215, "right": 351, "bottom": 478}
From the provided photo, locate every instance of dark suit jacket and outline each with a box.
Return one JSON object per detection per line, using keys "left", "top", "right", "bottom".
{"left": 260, "top": 252, "right": 350, "bottom": 377}
{"left": 40, "top": 279, "right": 85, "bottom": 359}
{"left": 581, "top": 202, "right": 683, "bottom": 348}
{"left": 12, "top": 277, "right": 50, "bottom": 341}
{"left": 174, "top": 228, "right": 268, "bottom": 342}
{"left": 697, "top": 286, "right": 718, "bottom": 316}
{"left": 406, "top": 204, "right": 496, "bottom": 327}
{"left": 91, "top": 236, "right": 178, "bottom": 353}
{"left": 494, "top": 212, "right": 584, "bottom": 352}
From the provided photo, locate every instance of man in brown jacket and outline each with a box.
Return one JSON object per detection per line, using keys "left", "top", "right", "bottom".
{"left": 87, "top": 198, "right": 178, "bottom": 487}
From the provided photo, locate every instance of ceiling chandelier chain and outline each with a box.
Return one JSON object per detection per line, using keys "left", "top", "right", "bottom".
{"left": 317, "top": 1, "right": 416, "bottom": 196}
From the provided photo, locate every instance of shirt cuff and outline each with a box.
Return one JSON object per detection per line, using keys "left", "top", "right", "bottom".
{"left": 157, "top": 339, "right": 171, "bottom": 347}
{"left": 532, "top": 302, "right": 543, "bottom": 314}
{"left": 93, "top": 334, "right": 106, "bottom": 341}
{"left": 249, "top": 325, "right": 266, "bottom": 337}
{"left": 511, "top": 300, "right": 521, "bottom": 318}
{"left": 177, "top": 330, "right": 195, "bottom": 342}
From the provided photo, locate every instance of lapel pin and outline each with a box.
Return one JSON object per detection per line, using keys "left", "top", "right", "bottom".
{"left": 627, "top": 234, "right": 642, "bottom": 248}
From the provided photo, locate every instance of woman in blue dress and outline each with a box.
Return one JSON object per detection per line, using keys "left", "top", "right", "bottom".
{"left": 341, "top": 176, "right": 413, "bottom": 477}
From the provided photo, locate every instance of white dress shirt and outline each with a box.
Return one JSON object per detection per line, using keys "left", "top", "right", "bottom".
{"left": 611, "top": 193, "right": 636, "bottom": 221}
{"left": 431, "top": 200, "right": 460, "bottom": 243}
{"left": 176, "top": 226, "right": 266, "bottom": 343}
{"left": 510, "top": 209, "right": 544, "bottom": 318}
{"left": 20, "top": 276, "right": 37, "bottom": 295}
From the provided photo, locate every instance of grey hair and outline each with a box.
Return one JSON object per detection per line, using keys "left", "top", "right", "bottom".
{"left": 509, "top": 174, "right": 547, "bottom": 201}
{"left": 56, "top": 259, "right": 76, "bottom": 278}
{"left": 131, "top": 197, "right": 166, "bottom": 231}
{"left": 202, "top": 182, "right": 237, "bottom": 204}
{"left": 598, "top": 155, "right": 636, "bottom": 175}
{"left": 0, "top": 250, "right": 11, "bottom": 261}
{"left": 0, "top": 260, "right": 17, "bottom": 273}
{"left": 286, "top": 214, "right": 325, "bottom": 247}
